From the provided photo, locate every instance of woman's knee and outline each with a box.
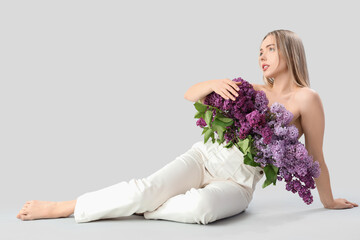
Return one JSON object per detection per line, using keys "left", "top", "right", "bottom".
{"left": 186, "top": 194, "right": 219, "bottom": 225}
{"left": 190, "top": 183, "right": 250, "bottom": 225}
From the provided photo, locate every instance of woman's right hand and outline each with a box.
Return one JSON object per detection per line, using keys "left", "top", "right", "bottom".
{"left": 210, "top": 79, "right": 242, "bottom": 101}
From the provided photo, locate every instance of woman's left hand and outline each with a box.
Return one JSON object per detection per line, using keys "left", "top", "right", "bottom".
{"left": 324, "top": 198, "right": 358, "bottom": 209}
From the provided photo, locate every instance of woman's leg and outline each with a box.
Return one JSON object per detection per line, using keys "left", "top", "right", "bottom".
{"left": 143, "top": 180, "right": 252, "bottom": 225}
{"left": 16, "top": 144, "right": 206, "bottom": 222}
{"left": 16, "top": 200, "right": 77, "bottom": 221}
{"left": 73, "top": 143, "right": 207, "bottom": 223}
{"left": 16, "top": 143, "right": 206, "bottom": 222}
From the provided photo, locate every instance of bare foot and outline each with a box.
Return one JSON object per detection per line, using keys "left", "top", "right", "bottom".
{"left": 16, "top": 200, "right": 76, "bottom": 221}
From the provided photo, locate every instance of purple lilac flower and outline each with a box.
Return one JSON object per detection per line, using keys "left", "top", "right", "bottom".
{"left": 274, "top": 124, "right": 287, "bottom": 136}
{"left": 287, "top": 125, "right": 299, "bottom": 141}
{"left": 239, "top": 121, "right": 251, "bottom": 139}
{"left": 253, "top": 102, "right": 321, "bottom": 204}
{"left": 254, "top": 90, "right": 269, "bottom": 114}
{"left": 196, "top": 76, "right": 321, "bottom": 205}
{"left": 196, "top": 118, "right": 206, "bottom": 128}
{"left": 260, "top": 126, "right": 273, "bottom": 144}
{"left": 246, "top": 110, "right": 266, "bottom": 129}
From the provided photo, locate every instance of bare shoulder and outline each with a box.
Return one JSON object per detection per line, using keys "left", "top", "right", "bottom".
{"left": 296, "top": 87, "right": 323, "bottom": 112}
{"left": 296, "top": 87, "right": 321, "bottom": 101}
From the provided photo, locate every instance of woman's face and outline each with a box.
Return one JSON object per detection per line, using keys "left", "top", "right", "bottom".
{"left": 259, "top": 35, "right": 287, "bottom": 79}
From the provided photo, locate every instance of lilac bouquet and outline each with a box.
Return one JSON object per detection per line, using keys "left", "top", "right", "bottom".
{"left": 194, "top": 77, "right": 321, "bottom": 205}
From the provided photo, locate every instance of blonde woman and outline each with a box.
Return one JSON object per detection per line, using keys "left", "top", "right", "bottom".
{"left": 16, "top": 29, "right": 358, "bottom": 224}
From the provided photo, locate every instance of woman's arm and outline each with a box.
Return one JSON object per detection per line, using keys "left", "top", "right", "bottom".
{"left": 299, "top": 89, "right": 358, "bottom": 209}
{"left": 184, "top": 79, "right": 214, "bottom": 103}
{"left": 184, "top": 78, "right": 241, "bottom": 103}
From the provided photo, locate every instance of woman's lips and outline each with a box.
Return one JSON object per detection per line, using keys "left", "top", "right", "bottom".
{"left": 263, "top": 65, "right": 269, "bottom": 71}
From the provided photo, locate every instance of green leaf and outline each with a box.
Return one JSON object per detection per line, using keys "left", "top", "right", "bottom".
{"left": 262, "top": 178, "right": 273, "bottom": 188}
{"left": 212, "top": 123, "right": 226, "bottom": 132}
{"left": 243, "top": 154, "right": 251, "bottom": 165}
{"left": 248, "top": 151, "right": 253, "bottom": 160}
{"left": 250, "top": 146, "right": 257, "bottom": 155}
{"left": 214, "top": 112, "right": 232, "bottom": 122}
{"left": 261, "top": 164, "right": 278, "bottom": 188}
{"left": 224, "top": 141, "right": 233, "bottom": 148}
{"left": 204, "top": 110, "right": 213, "bottom": 126}
{"left": 212, "top": 118, "right": 233, "bottom": 127}
{"left": 201, "top": 127, "right": 209, "bottom": 135}
{"left": 271, "top": 165, "right": 279, "bottom": 175}
{"left": 210, "top": 131, "right": 215, "bottom": 143}
{"left": 219, "top": 132, "right": 224, "bottom": 142}
{"left": 237, "top": 146, "right": 245, "bottom": 154}
{"left": 217, "top": 117, "right": 233, "bottom": 123}
{"left": 194, "top": 111, "right": 204, "bottom": 119}
{"left": 212, "top": 124, "right": 226, "bottom": 140}
{"left": 194, "top": 101, "right": 208, "bottom": 113}
{"left": 237, "top": 138, "right": 250, "bottom": 153}
{"left": 243, "top": 152, "right": 260, "bottom": 167}
{"left": 204, "top": 128, "right": 213, "bottom": 143}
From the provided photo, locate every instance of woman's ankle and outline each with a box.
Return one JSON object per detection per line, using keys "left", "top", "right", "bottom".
{"left": 56, "top": 200, "right": 77, "bottom": 218}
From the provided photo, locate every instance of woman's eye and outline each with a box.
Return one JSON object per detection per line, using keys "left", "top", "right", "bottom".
{"left": 259, "top": 48, "right": 275, "bottom": 56}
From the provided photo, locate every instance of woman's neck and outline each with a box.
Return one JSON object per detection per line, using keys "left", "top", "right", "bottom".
{"left": 269, "top": 70, "right": 298, "bottom": 96}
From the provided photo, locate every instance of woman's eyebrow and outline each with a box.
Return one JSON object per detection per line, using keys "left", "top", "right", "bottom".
{"left": 260, "top": 44, "right": 275, "bottom": 51}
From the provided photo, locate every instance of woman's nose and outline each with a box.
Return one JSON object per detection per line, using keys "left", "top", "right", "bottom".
{"left": 260, "top": 52, "right": 266, "bottom": 60}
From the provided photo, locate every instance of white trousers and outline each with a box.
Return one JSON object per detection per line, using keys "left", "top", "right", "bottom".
{"left": 73, "top": 140, "right": 264, "bottom": 225}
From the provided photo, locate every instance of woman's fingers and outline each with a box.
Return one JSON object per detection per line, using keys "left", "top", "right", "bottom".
{"left": 220, "top": 90, "right": 232, "bottom": 100}
{"left": 340, "top": 198, "right": 358, "bottom": 208}
{"left": 214, "top": 79, "right": 242, "bottom": 101}
{"left": 326, "top": 198, "right": 358, "bottom": 209}
{"left": 225, "top": 85, "right": 239, "bottom": 98}
{"left": 218, "top": 90, "right": 228, "bottom": 100}
{"left": 229, "top": 80, "right": 241, "bottom": 91}
{"left": 223, "top": 89, "right": 237, "bottom": 101}
{"left": 346, "top": 201, "right": 358, "bottom": 207}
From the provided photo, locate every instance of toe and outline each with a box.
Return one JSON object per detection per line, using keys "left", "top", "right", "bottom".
{"left": 23, "top": 214, "right": 32, "bottom": 220}
{"left": 20, "top": 213, "right": 32, "bottom": 221}
{"left": 22, "top": 203, "right": 29, "bottom": 209}
{"left": 20, "top": 209, "right": 28, "bottom": 215}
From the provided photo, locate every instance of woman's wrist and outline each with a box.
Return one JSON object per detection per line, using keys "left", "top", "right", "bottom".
{"left": 323, "top": 198, "right": 336, "bottom": 209}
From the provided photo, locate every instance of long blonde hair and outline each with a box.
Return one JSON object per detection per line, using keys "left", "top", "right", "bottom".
{"left": 262, "top": 30, "right": 310, "bottom": 88}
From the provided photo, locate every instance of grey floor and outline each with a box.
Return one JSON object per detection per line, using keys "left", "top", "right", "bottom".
{"left": 2, "top": 183, "right": 359, "bottom": 240}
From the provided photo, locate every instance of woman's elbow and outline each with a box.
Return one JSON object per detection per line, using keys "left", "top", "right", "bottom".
{"left": 184, "top": 92, "right": 195, "bottom": 102}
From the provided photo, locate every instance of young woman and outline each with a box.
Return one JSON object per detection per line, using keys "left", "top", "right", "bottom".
{"left": 16, "top": 29, "right": 358, "bottom": 224}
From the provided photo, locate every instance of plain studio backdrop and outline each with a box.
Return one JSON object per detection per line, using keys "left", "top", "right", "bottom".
{"left": 0, "top": 0, "right": 359, "bottom": 240}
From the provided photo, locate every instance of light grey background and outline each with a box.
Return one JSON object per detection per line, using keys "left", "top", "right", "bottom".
{"left": 1, "top": 0, "right": 359, "bottom": 239}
